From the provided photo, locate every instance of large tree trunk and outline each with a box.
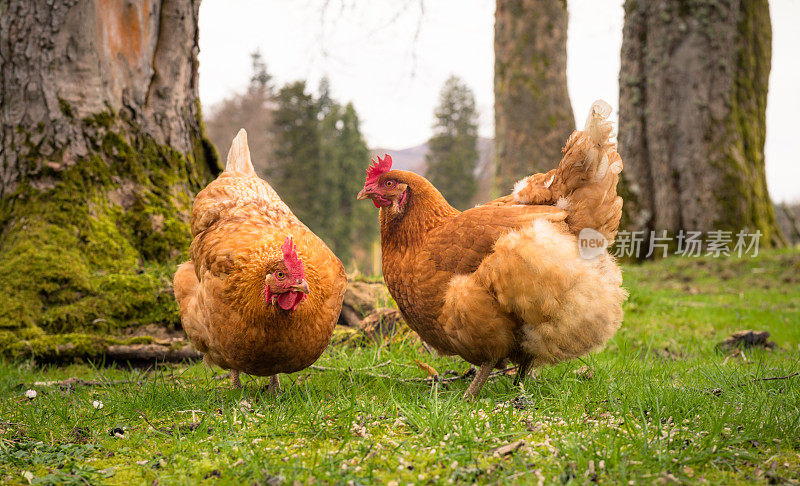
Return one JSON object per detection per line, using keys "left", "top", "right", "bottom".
{"left": 618, "top": 0, "right": 780, "bottom": 248}
{"left": 494, "top": 0, "right": 574, "bottom": 193}
{"left": 0, "top": 0, "right": 220, "bottom": 360}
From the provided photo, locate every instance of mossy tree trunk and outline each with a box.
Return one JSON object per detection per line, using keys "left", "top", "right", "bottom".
{"left": 618, "top": 0, "right": 781, "bottom": 249}
{"left": 494, "top": 0, "right": 575, "bottom": 193}
{"left": 0, "top": 0, "right": 220, "bottom": 360}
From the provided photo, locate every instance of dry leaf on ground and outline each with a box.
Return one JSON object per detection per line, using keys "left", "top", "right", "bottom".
{"left": 414, "top": 360, "right": 439, "bottom": 377}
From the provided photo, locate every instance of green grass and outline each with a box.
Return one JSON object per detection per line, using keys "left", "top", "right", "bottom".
{"left": 1, "top": 250, "right": 799, "bottom": 485}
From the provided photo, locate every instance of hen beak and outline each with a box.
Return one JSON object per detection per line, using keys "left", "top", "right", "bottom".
{"left": 356, "top": 188, "right": 370, "bottom": 200}
{"left": 292, "top": 280, "right": 310, "bottom": 294}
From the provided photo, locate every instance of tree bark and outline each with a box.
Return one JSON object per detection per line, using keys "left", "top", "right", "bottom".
{"left": 494, "top": 0, "right": 575, "bottom": 193}
{"left": 618, "top": 0, "right": 780, "bottom": 247}
{"left": 0, "top": 0, "right": 220, "bottom": 359}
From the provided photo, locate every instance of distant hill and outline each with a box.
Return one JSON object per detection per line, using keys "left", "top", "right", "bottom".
{"left": 370, "top": 137, "right": 496, "bottom": 204}
{"left": 369, "top": 143, "right": 429, "bottom": 173}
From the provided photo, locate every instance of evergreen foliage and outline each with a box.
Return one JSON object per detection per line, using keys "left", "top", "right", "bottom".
{"left": 325, "top": 102, "right": 376, "bottom": 265}
{"left": 272, "top": 82, "right": 322, "bottom": 226}
{"left": 425, "top": 76, "right": 479, "bottom": 210}
{"left": 271, "top": 80, "right": 376, "bottom": 268}
{"left": 249, "top": 50, "right": 273, "bottom": 91}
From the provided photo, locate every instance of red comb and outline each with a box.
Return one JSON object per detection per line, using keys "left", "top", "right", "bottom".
{"left": 281, "top": 237, "right": 305, "bottom": 280}
{"left": 365, "top": 154, "right": 392, "bottom": 186}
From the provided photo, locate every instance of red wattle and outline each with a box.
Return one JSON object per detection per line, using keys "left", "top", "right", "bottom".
{"left": 277, "top": 291, "right": 305, "bottom": 311}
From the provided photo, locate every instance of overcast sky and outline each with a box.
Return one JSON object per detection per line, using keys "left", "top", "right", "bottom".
{"left": 198, "top": 0, "right": 800, "bottom": 203}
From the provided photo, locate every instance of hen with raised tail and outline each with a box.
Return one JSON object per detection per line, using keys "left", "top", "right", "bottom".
{"left": 493, "top": 100, "right": 624, "bottom": 242}
{"left": 358, "top": 101, "right": 626, "bottom": 398}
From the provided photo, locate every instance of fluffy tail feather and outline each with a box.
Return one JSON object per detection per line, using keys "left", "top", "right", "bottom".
{"left": 509, "top": 100, "right": 623, "bottom": 241}
{"left": 224, "top": 128, "right": 257, "bottom": 177}
{"left": 479, "top": 219, "right": 626, "bottom": 368}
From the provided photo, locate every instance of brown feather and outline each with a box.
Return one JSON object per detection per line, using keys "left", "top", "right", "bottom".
{"left": 374, "top": 102, "right": 626, "bottom": 376}
{"left": 174, "top": 135, "right": 346, "bottom": 377}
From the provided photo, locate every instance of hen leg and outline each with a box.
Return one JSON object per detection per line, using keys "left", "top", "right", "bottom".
{"left": 464, "top": 361, "right": 497, "bottom": 399}
{"left": 267, "top": 374, "right": 281, "bottom": 395}
{"left": 230, "top": 370, "right": 242, "bottom": 389}
{"left": 514, "top": 357, "right": 534, "bottom": 386}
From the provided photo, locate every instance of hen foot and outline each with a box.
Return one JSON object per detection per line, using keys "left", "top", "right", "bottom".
{"left": 463, "top": 361, "right": 496, "bottom": 399}
{"left": 266, "top": 374, "right": 281, "bottom": 396}
{"left": 514, "top": 358, "right": 534, "bottom": 386}
{"left": 230, "top": 370, "right": 242, "bottom": 389}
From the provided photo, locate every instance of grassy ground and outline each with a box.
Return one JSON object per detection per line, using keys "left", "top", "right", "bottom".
{"left": 1, "top": 250, "right": 799, "bottom": 485}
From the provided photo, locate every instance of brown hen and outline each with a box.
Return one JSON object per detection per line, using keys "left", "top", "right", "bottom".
{"left": 358, "top": 101, "right": 627, "bottom": 398}
{"left": 174, "top": 130, "right": 346, "bottom": 391}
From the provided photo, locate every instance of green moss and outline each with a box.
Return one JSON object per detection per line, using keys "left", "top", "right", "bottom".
{"left": 193, "top": 99, "right": 223, "bottom": 176}
{"left": 84, "top": 110, "right": 116, "bottom": 130}
{"left": 0, "top": 109, "right": 218, "bottom": 360}
{"left": 712, "top": 0, "right": 782, "bottom": 246}
{"left": 57, "top": 98, "right": 74, "bottom": 119}
{"left": 0, "top": 329, "right": 159, "bottom": 361}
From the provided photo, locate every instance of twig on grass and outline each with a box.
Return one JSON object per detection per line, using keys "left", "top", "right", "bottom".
{"left": 32, "top": 368, "right": 241, "bottom": 390}
{"left": 736, "top": 372, "right": 799, "bottom": 386}
{"left": 32, "top": 378, "right": 137, "bottom": 388}
{"left": 32, "top": 368, "right": 153, "bottom": 390}
{"left": 133, "top": 409, "right": 208, "bottom": 437}
{"left": 310, "top": 361, "right": 518, "bottom": 385}
{"left": 311, "top": 360, "right": 393, "bottom": 372}
{"left": 310, "top": 361, "right": 397, "bottom": 381}
{"left": 310, "top": 360, "right": 395, "bottom": 379}
{"left": 708, "top": 372, "right": 799, "bottom": 396}
{"left": 135, "top": 409, "right": 173, "bottom": 437}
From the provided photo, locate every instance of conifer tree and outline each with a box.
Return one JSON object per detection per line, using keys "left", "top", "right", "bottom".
{"left": 316, "top": 80, "right": 344, "bottom": 250}
{"left": 329, "top": 103, "right": 376, "bottom": 265}
{"left": 425, "top": 76, "right": 480, "bottom": 210}
{"left": 249, "top": 50, "right": 273, "bottom": 91}
{"left": 272, "top": 80, "right": 376, "bottom": 269}
{"left": 272, "top": 82, "right": 322, "bottom": 228}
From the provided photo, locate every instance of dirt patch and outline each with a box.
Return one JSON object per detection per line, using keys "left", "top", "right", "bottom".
{"left": 716, "top": 330, "right": 776, "bottom": 353}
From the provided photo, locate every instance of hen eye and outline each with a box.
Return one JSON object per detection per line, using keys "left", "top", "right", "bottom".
{"left": 385, "top": 180, "right": 394, "bottom": 187}
{"left": 276, "top": 271, "right": 285, "bottom": 279}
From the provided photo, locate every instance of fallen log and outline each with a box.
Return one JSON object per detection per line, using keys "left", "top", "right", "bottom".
{"left": 105, "top": 343, "right": 202, "bottom": 362}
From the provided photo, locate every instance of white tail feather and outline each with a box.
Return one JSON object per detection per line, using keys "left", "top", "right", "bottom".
{"left": 225, "top": 128, "right": 256, "bottom": 176}
{"left": 582, "top": 100, "right": 615, "bottom": 182}
{"left": 584, "top": 100, "right": 613, "bottom": 146}
{"left": 595, "top": 152, "right": 610, "bottom": 182}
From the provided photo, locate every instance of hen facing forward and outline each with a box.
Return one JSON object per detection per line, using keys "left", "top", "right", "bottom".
{"left": 358, "top": 101, "right": 627, "bottom": 398}
{"left": 174, "top": 130, "right": 346, "bottom": 391}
